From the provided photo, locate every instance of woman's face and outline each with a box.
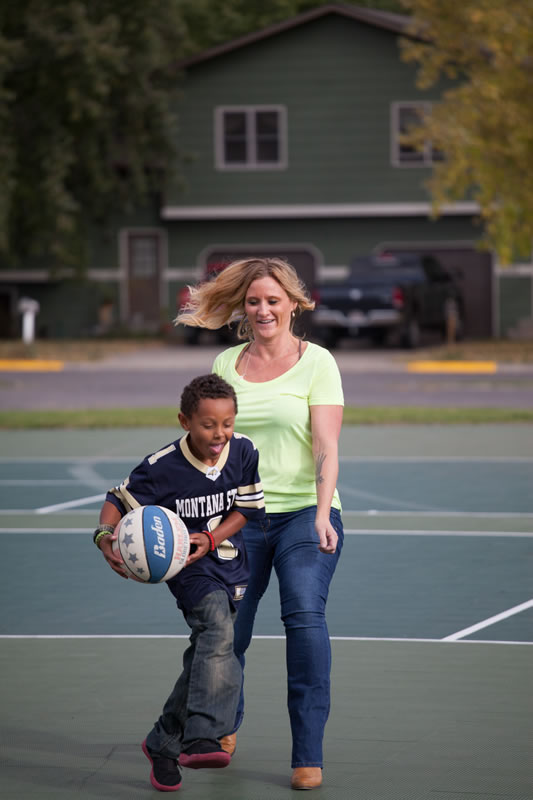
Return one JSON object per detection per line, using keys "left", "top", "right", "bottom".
{"left": 244, "top": 276, "right": 297, "bottom": 340}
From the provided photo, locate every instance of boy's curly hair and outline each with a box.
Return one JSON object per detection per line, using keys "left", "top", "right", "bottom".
{"left": 180, "top": 373, "right": 237, "bottom": 418}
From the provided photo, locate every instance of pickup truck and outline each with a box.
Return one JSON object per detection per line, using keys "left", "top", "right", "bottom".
{"left": 312, "top": 252, "right": 464, "bottom": 348}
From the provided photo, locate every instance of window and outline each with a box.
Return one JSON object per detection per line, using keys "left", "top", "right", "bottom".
{"left": 215, "top": 106, "right": 287, "bottom": 169}
{"left": 391, "top": 102, "right": 444, "bottom": 167}
{"left": 129, "top": 234, "right": 158, "bottom": 278}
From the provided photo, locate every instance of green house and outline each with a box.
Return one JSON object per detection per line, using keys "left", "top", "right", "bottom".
{"left": 1, "top": 4, "right": 530, "bottom": 340}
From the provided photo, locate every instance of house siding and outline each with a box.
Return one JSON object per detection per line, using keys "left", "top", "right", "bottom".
{"left": 166, "top": 216, "right": 481, "bottom": 270}
{"left": 169, "top": 15, "right": 444, "bottom": 207}
{"left": 4, "top": 8, "right": 521, "bottom": 340}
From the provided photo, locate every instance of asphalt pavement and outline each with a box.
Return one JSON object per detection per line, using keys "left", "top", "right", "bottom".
{"left": 1, "top": 344, "right": 533, "bottom": 410}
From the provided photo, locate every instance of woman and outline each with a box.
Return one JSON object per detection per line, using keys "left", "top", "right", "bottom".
{"left": 176, "top": 257, "right": 344, "bottom": 790}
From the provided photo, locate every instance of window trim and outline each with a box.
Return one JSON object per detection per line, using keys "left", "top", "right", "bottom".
{"left": 391, "top": 101, "right": 439, "bottom": 168}
{"left": 214, "top": 105, "right": 288, "bottom": 170}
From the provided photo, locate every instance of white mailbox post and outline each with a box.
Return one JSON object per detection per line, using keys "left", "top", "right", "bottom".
{"left": 17, "top": 297, "right": 40, "bottom": 344}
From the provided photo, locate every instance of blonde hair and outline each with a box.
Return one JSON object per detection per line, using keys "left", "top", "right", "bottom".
{"left": 175, "top": 257, "right": 315, "bottom": 340}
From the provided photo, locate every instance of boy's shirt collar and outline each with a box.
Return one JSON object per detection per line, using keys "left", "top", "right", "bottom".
{"left": 179, "top": 433, "right": 230, "bottom": 480}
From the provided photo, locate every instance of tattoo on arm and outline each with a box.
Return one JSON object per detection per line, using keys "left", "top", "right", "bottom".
{"left": 315, "top": 452, "right": 326, "bottom": 485}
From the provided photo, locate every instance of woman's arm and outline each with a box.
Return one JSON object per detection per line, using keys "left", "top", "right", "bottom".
{"left": 310, "top": 404, "right": 343, "bottom": 553}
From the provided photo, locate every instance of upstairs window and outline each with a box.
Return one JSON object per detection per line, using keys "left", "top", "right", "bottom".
{"left": 215, "top": 106, "right": 287, "bottom": 170}
{"left": 391, "top": 102, "right": 444, "bottom": 167}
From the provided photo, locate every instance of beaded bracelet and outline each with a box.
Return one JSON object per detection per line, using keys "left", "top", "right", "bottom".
{"left": 200, "top": 530, "right": 216, "bottom": 551}
{"left": 93, "top": 523, "right": 116, "bottom": 548}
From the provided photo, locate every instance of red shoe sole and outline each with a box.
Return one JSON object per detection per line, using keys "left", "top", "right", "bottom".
{"left": 178, "top": 751, "right": 231, "bottom": 769}
{"left": 142, "top": 739, "right": 182, "bottom": 791}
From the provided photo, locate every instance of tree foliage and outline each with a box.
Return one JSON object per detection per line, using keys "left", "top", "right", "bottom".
{"left": 0, "top": 1, "right": 187, "bottom": 269}
{"left": 400, "top": 0, "right": 533, "bottom": 263}
{"left": 0, "top": 0, "right": 405, "bottom": 270}
{"left": 178, "top": 0, "right": 405, "bottom": 55}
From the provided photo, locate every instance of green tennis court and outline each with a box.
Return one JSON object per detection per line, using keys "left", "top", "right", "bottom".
{"left": 1, "top": 425, "right": 532, "bottom": 799}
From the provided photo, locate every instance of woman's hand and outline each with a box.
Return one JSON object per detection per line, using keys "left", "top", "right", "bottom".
{"left": 185, "top": 533, "right": 211, "bottom": 566}
{"left": 315, "top": 516, "right": 338, "bottom": 554}
{"left": 99, "top": 533, "right": 129, "bottom": 579}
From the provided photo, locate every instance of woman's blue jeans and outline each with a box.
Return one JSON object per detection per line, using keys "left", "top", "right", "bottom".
{"left": 232, "top": 506, "right": 344, "bottom": 768}
{"left": 145, "top": 589, "right": 241, "bottom": 758}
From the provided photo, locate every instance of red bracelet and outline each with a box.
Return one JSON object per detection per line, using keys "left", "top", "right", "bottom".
{"left": 200, "top": 530, "right": 216, "bottom": 551}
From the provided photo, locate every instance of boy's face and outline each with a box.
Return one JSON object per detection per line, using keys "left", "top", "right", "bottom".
{"left": 178, "top": 396, "right": 236, "bottom": 466}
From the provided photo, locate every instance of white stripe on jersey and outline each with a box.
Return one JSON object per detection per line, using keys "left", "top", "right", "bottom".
{"left": 235, "top": 483, "right": 265, "bottom": 509}
{"left": 148, "top": 444, "right": 176, "bottom": 465}
{"left": 233, "top": 431, "right": 257, "bottom": 450}
{"left": 109, "top": 479, "right": 142, "bottom": 512}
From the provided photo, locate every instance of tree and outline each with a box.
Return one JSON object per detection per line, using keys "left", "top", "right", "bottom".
{"left": 0, "top": 1, "right": 187, "bottom": 270}
{"left": 178, "top": 0, "right": 405, "bottom": 56}
{"left": 0, "top": 0, "right": 406, "bottom": 271}
{"left": 399, "top": 0, "right": 533, "bottom": 264}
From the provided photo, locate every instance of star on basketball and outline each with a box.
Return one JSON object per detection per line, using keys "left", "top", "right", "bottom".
{"left": 112, "top": 505, "right": 190, "bottom": 583}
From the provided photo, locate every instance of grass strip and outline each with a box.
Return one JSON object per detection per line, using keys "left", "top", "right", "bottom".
{"left": 343, "top": 406, "right": 533, "bottom": 424}
{"left": 1, "top": 406, "right": 533, "bottom": 429}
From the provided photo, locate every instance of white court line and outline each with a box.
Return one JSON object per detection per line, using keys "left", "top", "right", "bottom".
{"left": 2, "top": 528, "right": 532, "bottom": 538}
{"left": 0, "top": 480, "right": 82, "bottom": 485}
{"left": 0, "top": 529, "right": 92, "bottom": 533}
{"left": 1, "top": 509, "right": 101, "bottom": 515}
{"left": 35, "top": 493, "right": 105, "bottom": 514}
{"left": 2, "top": 456, "right": 532, "bottom": 463}
{"left": 338, "top": 481, "right": 444, "bottom": 511}
{"left": 28, "top": 505, "right": 533, "bottom": 519}
{"left": 347, "top": 510, "right": 533, "bottom": 518}
{"left": 1, "top": 634, "right": 531, "bottom": 645}
{"left": 1, "top": 508, "right": 533, "bottom": 519}
{"left": 339, "top": 456, "right": 533, "bottom": 463}
{"left": 69, "top": 463, "right": 114, "bottom": 493}
{"left": 346, "top": 529, "right": 533, "bottom": 537}
{"left": 0, "top": 456, "right": 135, "bottom": 463}
{"left": 442, "top": 598, "right": 533, "bottom": 641}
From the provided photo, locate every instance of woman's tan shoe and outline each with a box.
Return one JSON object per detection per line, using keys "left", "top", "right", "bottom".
{"left": 219, "top": 733, "right": 237, "bottom": 755}
{"left": 291, "top": 767, "right": 322, "bottom": 789}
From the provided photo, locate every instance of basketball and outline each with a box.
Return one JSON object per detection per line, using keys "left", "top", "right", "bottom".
{"left": 112, "top": 505, "right": 190, "bottom": 583}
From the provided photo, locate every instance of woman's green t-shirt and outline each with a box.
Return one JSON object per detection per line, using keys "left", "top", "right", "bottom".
{"left": 213, "top": 341, "right": 344, "bottom": 513}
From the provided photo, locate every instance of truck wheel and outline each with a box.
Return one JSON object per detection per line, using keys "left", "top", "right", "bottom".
{"left": 320, "top": 328, "right": 340, "bottom": 349}
{"left": 401, "top": 316, "right": 421, "bottom": 349}
{"left": 369, "top": 328, "right": 389, "bottom": 347}
{"left": 184, "top": 327, "right": 202, "bottom": 346}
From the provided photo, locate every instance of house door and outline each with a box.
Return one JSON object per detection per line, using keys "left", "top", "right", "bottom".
{"left": 126, "top": 232, "right": 163, "bottom": 331}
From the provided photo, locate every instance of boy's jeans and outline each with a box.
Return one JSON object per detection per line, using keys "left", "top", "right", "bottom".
{"left": 145, "top": 589, "right": 241, "bottom": 758}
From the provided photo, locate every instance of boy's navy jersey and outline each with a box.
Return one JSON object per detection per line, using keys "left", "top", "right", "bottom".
{"left": 106, "top": 432, "right": 265, "bottom": 613}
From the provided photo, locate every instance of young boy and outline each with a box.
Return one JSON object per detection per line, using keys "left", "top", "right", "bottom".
{"left": 95, "top": 374, "right": 265, "bottom": 792}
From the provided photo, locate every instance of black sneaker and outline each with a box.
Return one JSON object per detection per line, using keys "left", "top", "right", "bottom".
{"left": 142, "top": 739, "right": 182, "bottom": 791}
{"left": 178, "top": 739, "right": 231, "bottom": 769}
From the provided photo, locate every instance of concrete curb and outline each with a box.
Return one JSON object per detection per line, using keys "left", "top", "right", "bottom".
{"left": 406, "top": 361, "right": 497, "bottom": 374}
{"left": 0, "top": 347, "right": 532, "bottom": 375}
{"left": 0, "top": 359, "right": 64, "bottom": 372}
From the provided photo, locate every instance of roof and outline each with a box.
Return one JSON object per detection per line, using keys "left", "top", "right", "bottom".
{"left": 178, "top": 3, "right": 413, "bottom": 69}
